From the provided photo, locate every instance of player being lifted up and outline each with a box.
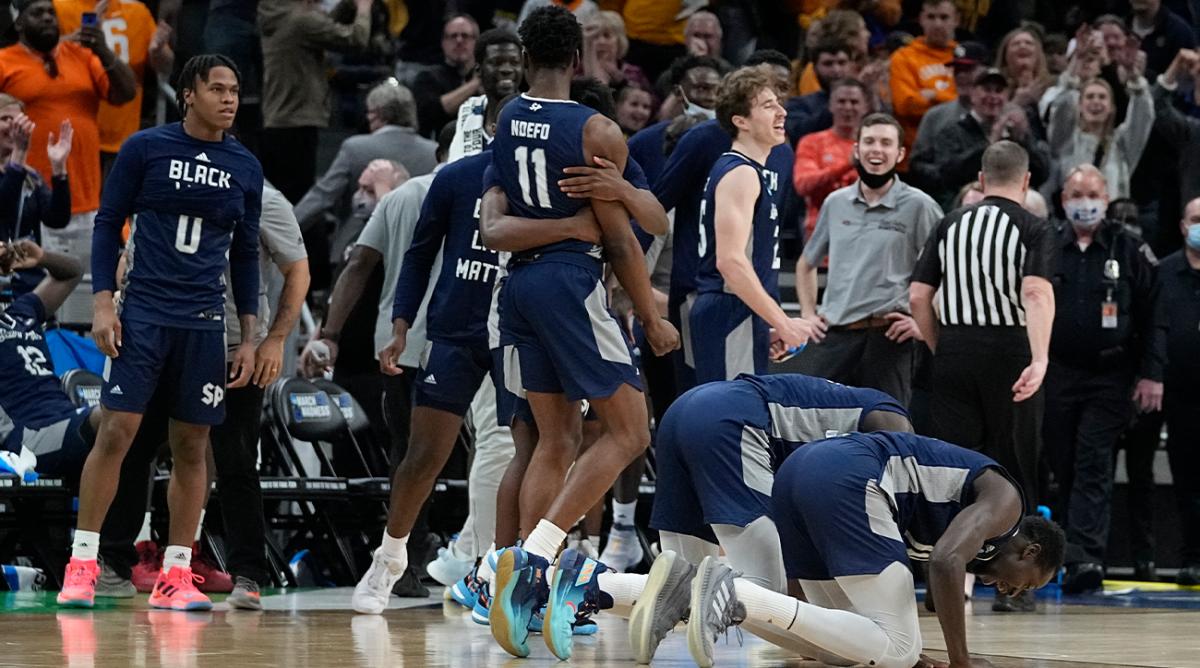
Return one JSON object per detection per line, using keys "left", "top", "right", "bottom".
{"left": 477, "top": 6, "right": 679, "bottom": 661}
{"left": 58, "top": 54, "right": 263, "bottom": 611}
{"left": 691, "top": 65, "right": 812, "bottom": 384}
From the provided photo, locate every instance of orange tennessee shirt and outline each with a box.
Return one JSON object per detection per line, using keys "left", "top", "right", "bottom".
{"left": 622, "top": 0, "right": 685, "bottom": 45}
{"left": 888, "top": 36, "right": 956, "bottom": 160}
{"left": 792, "top": 128, "right": 857, "bottom": 241}
{"left": 0, "top": 41, "right": 110, "bottom": 213}
{"left": 57, "top": 0, "right": 154, "bottom": 154}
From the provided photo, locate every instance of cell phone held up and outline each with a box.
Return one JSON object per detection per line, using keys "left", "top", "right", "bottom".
{"left": 81, "top": 12, "right": 98, "bottom": 28}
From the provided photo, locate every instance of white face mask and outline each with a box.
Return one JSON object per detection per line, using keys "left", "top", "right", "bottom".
{"left": 680, "top": 90, "right": 716, "bottom": 120}
{"left": 1064, "top": 197, "right": 1106, "bottom": 230}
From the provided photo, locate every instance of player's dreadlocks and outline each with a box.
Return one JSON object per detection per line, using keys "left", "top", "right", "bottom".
{"left": 517, "top": 5, "right": 582, "bottom": 70}
{"left": 175, "top": 54, "right": 241, "bottom": 117}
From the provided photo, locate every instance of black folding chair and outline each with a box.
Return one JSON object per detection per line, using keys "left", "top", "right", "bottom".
{"left": 61, "top": 368, "right": 102, "bottom": 409}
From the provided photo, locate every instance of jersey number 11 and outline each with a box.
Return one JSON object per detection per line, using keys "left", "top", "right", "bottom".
{"left": 514, "top": 147, "right": 551, "bottom": 209}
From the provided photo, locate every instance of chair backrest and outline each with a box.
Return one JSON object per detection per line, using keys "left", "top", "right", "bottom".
{"left": 311, "top": 378, "right": 371, "bottom": 433}
{"left": 269, "top": 377, "right": 349, "bottom": 444}
{"left": 61, "top": 369, "right": 103, "bottom": 408}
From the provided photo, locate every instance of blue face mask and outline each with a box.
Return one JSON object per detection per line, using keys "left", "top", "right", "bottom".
{"left": 1188, "top": 223, "right": 1200, "bottom": 251}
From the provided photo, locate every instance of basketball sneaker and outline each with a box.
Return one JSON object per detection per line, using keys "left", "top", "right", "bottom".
{"left": 449, "top": 566, "right": 484, "bottom": 610}
{"left": 687, "top": 556, "right": 745, "bottom": 668}
{"left": 471, "top": 580, "right": 491, "bottom": 625}
{"left": 95, "top": 561, "right": 135, "bottom": 598}
{"left": 600, "top": 523, "right": 643, "bottom": 572}
{"left": 132, "top": 541, "right": 161, "bottom": 593}
{"left": 148, "top": 566, "right": 213, "bottom": 611}
{"left": 228, "top": 576, "right": 263, "bottom": 611}
{"left": 543, "top": 548, "right": 613, "bottom": 660}
{"left": 629, "top": 550, "right": 696, "bottom": 664}
{"left": 489, "top": 547, "right": 549, "bottom": 658}
{"left": 427, "top": 542, "right": 475, "bottom": 587}
{"left": 352, "top": 548, "right": 406, "bottom": 615}
{"left": 191, "top": 543, "right": 233, "bottom": 593}
{"left": 56, "top": 558, "right": 100, "bottom": 608}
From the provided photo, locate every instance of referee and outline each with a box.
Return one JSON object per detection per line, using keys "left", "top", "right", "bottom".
{"left": 910, "top": 141, "right": 1057, "bottom": 611}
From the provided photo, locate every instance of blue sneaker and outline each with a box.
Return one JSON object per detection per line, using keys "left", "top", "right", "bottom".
{"left": 471, "top": 583, "right": 491, "bottom": 625}
{"left": 527, "top": 608, "right": 599, "bottom": 636}
{"left": 543, "top": 548, "right": 613, "bottom": 660}
{"left": 449, "top": 567, "right": 482, "bottom": 610}
{"left": 489, "top": 547, "right": 549, "bottom": 658}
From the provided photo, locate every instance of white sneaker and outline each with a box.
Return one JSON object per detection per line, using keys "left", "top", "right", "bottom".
{"left": 352, "top": 549, "right": 407, "bottom": 614}
{"left": 600, "top": 528, "right": 644, "bottom": 573}
{"left": 0, "top": 447, "right": 37, "bottom": 483}
{"left": 425, "top": 544, "right": 474, "bottom": 587}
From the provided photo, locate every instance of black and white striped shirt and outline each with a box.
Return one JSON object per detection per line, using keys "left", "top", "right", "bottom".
{"left": 911, "top": 196, "right": 1055, "bottom": 327}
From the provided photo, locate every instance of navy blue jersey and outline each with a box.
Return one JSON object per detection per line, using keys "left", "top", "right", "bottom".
{"left": 393, "top": 151, "right": 501, "bottom": 347}
{"left": 654, "top": 119, "right": 793, "bottom": 302}
{"left": 624, "top": 157, "right": 655, "bottom": 254}
{"left": 487, "top": 94, "right": 600, "bottom": 262}
{"left": 92, "top": 123, "right": 263, "bottom": 330}
{"left": 627, "top": 120, "right": 670, "bottom": 189}
{"left": 839, "top": 431, "right": 1022, "bottom": 563}
{"left": 693, "top": 151, "right": 780, "bottom": 296}
{"left": 0, "top": 294, "right": 77, "bottom": 433}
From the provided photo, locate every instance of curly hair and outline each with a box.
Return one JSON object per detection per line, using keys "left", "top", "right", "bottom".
{"left": 175, "top": 54, "right": 241, "bottom": 117}
{"left": 570, "top": 77, "right": 616, "bottom": 122}
{"left": 1020, "top": 515, "right": 1066, "bottom": 573}
{"left": 518, "top": 5, "right": 583, "bottom": 70}
{"left": 715, "top": 64, "right": 777, "bottom": 138}
{"left": 665, "top": 54, "right": 727, "bottom": 89}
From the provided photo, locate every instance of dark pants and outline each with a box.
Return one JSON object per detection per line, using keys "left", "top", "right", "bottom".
{"left": 1166, "top": 385, "right": 1200, "bottom": 566}
{"left": 794, "top": 327, "right": 916, "bottom": 407}
{"left": 928, "top": 327, "right": 1042, "bottom": 514}
{"left": 210, "top": 383, "right": 270, "bottom": 584}
{"left": 1119, "top": 411, "right": 1163, "bottom": 563}
{"left": 260, "top": 126, "right": 325, "bottom": 289}
{"left": 1043, "top": 362, "right": 1134, "bottom": 565}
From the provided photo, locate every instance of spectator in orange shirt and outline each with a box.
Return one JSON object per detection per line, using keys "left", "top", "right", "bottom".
{"left": 0, "top": 0, "right": 135, "bottom": 322}
{"left": 888, "top": 0, "right": 958, "bottom": 162}
{"left": 55, "top": 0, "right": 174, "bottom": 175}
{"left": 792, "top": 78, "right": 870, "bottom": 241}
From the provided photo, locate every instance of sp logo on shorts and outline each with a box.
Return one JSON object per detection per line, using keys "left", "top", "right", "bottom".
{"left": 202, "top": 383, "right": 225, "bottom": 407}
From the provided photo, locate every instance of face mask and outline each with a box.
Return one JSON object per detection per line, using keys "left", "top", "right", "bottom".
{"left": 1187, "top": 224, "right": 1200, "bottom": 251}
{"left": 854, "top": 158, "right": 896, "bottom": 189}
{"left": 352, "top": 189, "right": 378, "bottom": 220}
{"left": 1064, "top": 198, "right": 1106, "bottom": 230}
{"left": 680, "top": 90, "right": 716, "bottom": 120}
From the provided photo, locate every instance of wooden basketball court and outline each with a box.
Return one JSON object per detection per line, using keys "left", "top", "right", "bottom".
{"left": 4, "top": 581, "right": 1199, "bottom": 667}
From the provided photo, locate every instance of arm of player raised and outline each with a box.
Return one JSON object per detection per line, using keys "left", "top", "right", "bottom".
{"left": 18, "top": 242, "right": 82, "bottom": 315}
{"left": 928, "top": 470, "right": 1023, "bottom": 667}
{"left": 478, "top": 185, "right": 600, "bottom": 252}
{"left": 714, "top": 166, "right": 793, "bottom": 333}
{"left": 392, "top": 174, "right": 452, "bottom": 328}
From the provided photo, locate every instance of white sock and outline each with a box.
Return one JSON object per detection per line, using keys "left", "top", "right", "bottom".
{"left": 735, "top": 578, "right": 800, "bottom": 627}
{"left": 380, "top": 531, "right": 408, "bottom": 561}
{"left": 612, "top": 500, "right": 637, "bottom": 528}
{"left": 478, "top": 544, "right": 498, "bottom": 583}
{"left": 193, "top": 509, "right": 206, "bottom": 543}
{"left": 71, "top": 530, "right": 101, "bottom": 561}
{"left": 598, "top": 571, "right": 646, "bottom": 609}
{"left": 524, "top": 519, "right": 567, "bottom": 561}
{"left": 162, "top": 545, "right": 192, "bottom": 572}
{"left": 135, "top": 512, "right": 152, "bottom": 543}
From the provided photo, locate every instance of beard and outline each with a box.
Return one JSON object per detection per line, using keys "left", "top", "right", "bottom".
{"left": 25, "top": 29, "right": 59, "bottom": 54}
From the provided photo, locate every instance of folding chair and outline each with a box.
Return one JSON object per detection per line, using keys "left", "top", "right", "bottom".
{"left": 259, "top": 377, "right": 361, "bottom": 585}
{"left": 61, "top": 368, "right": 102, "bottom": 408}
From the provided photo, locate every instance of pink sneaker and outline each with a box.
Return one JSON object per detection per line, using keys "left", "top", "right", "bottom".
{"left": 57, "top": 558, "right": 100, "bottom": 608}
{"left": 191, "top": 542, "right": 233, "bottom": 593}
{"left": 148, "top": 567, "right": 213, "bottom": 611}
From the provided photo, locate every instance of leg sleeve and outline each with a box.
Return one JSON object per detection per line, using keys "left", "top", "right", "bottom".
{"left": 712, "top": 517, "right": 787, "bottom": 593}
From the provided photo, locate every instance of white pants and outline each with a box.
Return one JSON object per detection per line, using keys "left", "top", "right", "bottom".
{"left": 453, "top": 380, "right": 515, "bottom": 558}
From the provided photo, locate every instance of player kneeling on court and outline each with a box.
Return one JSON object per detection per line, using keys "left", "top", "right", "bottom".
{"left": 628, "top": 372, "right": 910, "bottom": 663}
{"left": 644, "top": 431, "right": 1065, "bottom": 668}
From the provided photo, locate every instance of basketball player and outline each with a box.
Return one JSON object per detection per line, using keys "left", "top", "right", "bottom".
{"left": 478, "top": 6, "right": 678, "bottom": 660}
{"left": 350, "top": 100, "right": 509, "bottom": 614}
{"left": 642, "top": 431, "right": 1065, "bottom": 668}
{"left": 58, "top": 54, "right": 262, "bottom": 611}
{"left": 0, "top": 240, "right": 91, "bottom": 482}
{"left": 691, "top": 65, "right": 811, "bottom": 384}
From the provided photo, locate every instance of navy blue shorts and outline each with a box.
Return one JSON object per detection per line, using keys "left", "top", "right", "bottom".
{"left": 413, "top": 340, "right": 494, "bottom": 416}
{"left": 492, "top": 346, "right": 532, "bottom": 427}
{"left": 650, "top": 381, "right": 774, "bottom": 543}
{"left": 772, "top": 437, "right": 908, "bottom": 580}
{"left": 101, "top": 319, "right": 227, "bottom": 425}
{"left": 688, "top": 292, "right": 768, "bottom": 385}
{"left": 500, "top": 257, "right": 642, "bottom": 401}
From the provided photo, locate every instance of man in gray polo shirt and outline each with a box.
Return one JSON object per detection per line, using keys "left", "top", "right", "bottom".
{"left": 794, "top": 113, "right": 942, "bottom": 406}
